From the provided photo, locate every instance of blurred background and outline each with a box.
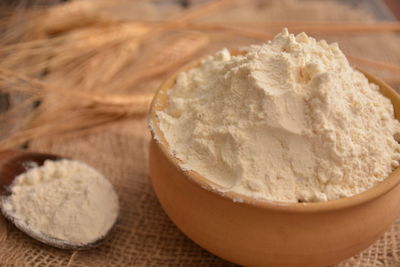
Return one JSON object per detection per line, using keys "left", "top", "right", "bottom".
{"left": 0, "top": 0, "right": 399, "bottom": 266}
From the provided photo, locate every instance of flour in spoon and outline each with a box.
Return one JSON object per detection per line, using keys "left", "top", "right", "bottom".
{"left": 156, "top": 29, "right": 400, "bottom": 202}
{"left": 1, "top": 159, "right": 119, "bottom": 245}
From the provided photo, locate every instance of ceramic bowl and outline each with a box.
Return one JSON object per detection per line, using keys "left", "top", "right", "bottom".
{"left": 148, "top": 59, "right": 400, "bottom": 267}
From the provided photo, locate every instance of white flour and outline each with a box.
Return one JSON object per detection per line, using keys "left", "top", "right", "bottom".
{"left": 156, "top": 29, "right": 400, "bottom": 203}
{"left": 1, "top": 159, "right": 119, "bottom": 245}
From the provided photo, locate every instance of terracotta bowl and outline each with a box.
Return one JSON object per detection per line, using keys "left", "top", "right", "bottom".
{"left": 148, "top": 59, "right": 400, "bottom": 267}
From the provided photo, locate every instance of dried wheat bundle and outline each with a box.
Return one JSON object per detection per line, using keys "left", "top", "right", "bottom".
{"left": 0, "top": 67, "right": 154, "bottom": 149}
{"left": 0, "top": 0, "right": 399, "bottom": 150}
{"left": 0, "top": 0, "right": 230, "bottom": 147}
{"left": 1, "top": 22, "right": 151, "bottom": 78}
{"left": 346, "top": 54, "right": 400, "bottom": 73}
{"left": 108, "top": 31, "right": 209, "bottom": 93}
{"left": 0, "top": 0, "right": 116, "bottom": 45}
{"left": 184, "top": 21, "right": 400, "bottom": 42}
{"left": 0, "top": 0, "right": 230, "bottom": 84}
{"left": 191, "top": 21, "right": 400, "bottom": 34}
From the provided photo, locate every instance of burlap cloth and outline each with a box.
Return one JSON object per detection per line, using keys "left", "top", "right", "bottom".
{"left": 0, "top": 0, "right": 400, "bottom": 266}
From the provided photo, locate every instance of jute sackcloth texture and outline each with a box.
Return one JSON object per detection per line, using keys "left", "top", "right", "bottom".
{"left": 0, "top": 0, "right": 400, "bottom": 266}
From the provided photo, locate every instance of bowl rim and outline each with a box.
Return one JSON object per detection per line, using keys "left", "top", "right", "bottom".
{"left": 149, "top": 55, "right": 400, "bottom": 213}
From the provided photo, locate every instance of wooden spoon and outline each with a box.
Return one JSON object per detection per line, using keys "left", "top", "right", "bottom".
{"left": 0, "top": 150, "right": 116, "bottom": 250}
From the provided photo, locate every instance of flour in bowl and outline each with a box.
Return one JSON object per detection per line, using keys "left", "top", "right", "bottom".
{"left": 156, "top": 29, "right": 400, "bottom": 203}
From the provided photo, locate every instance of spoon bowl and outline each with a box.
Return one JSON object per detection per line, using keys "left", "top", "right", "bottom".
{"left": 0, "top": 150, "right": 117, "bottom": 250}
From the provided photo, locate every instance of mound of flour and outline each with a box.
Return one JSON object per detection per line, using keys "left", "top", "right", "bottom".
{"left": 156, "top": 29, "right": 400, "bottom": 202}
{"left": 2, "top": 159, "right": 119, "bottom": 245}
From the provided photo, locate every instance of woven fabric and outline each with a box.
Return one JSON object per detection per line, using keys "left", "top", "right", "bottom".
{"left": 0, "top": 0, "right": 399, "bottom": 266}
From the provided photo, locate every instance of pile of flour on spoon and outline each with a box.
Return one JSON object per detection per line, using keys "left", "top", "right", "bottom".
{"left": 1, "top": 159, "right": 119, "bottom": 245}
{"left": 156, "top": 29, "right": 400, "bottom": 202}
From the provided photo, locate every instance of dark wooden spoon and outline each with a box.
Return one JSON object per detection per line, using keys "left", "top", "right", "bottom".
{"left": 0, "top": 150, "right": 116, "bottom": 250}
{"left": 0, "top": 150, "right": 61, "bottom": 195}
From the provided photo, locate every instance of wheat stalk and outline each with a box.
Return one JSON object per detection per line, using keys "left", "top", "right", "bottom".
{"left": 347, "top": 54, "right": 400, "bottom": 74}
{"left": 108, "top": 31, "right": 209, "bottom": 92}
